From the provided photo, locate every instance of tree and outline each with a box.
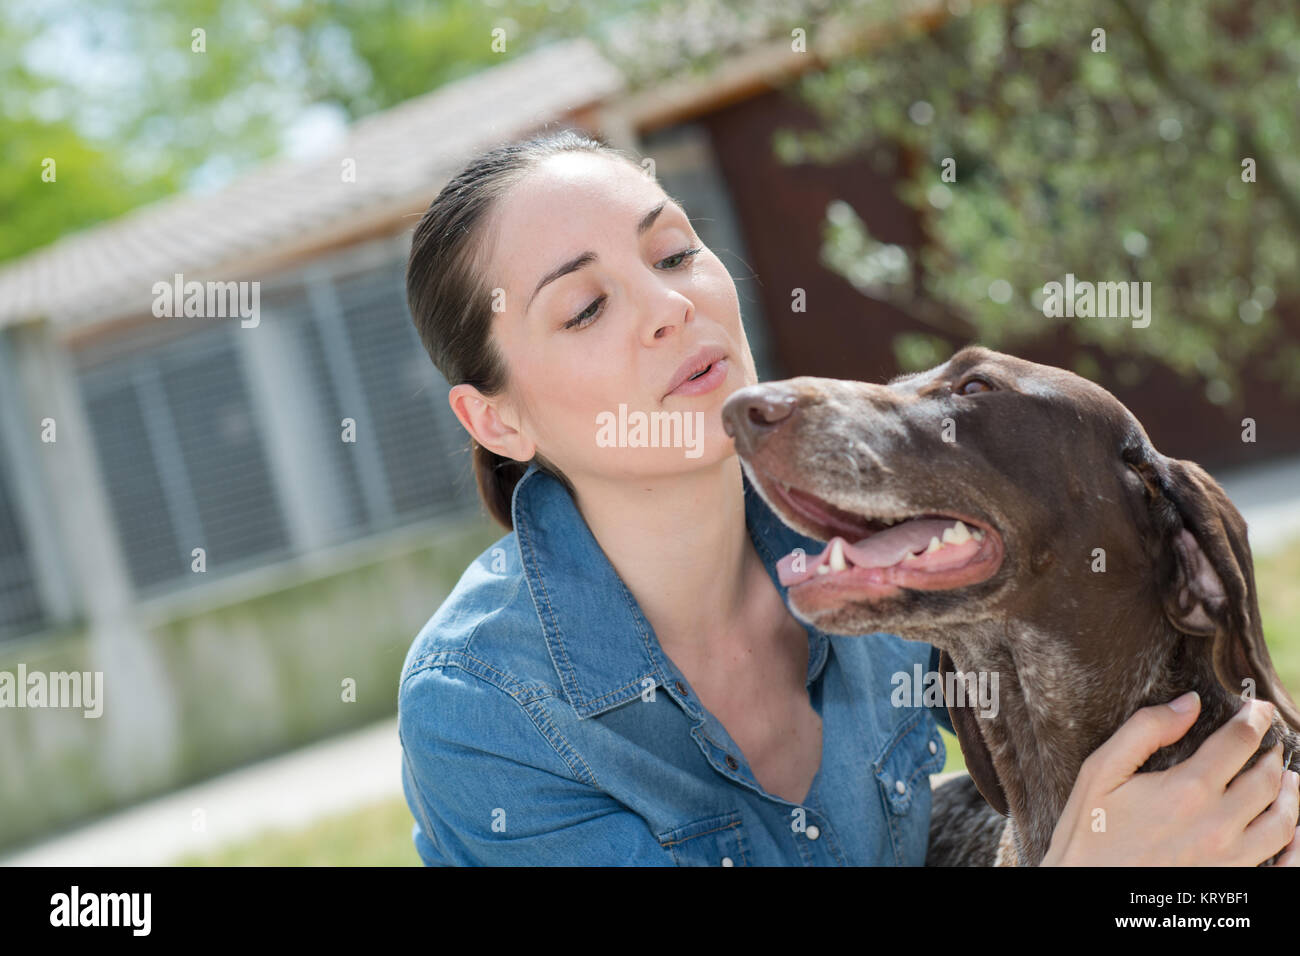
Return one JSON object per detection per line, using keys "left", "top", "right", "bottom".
{"left": 0, "top": 0, "right": 609, "bottom": 264}
{"left": 775, "top": 0, "right": 1300, "bottom": 402}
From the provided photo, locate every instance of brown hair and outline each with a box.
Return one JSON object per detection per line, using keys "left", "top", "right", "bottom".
{"left": 406, "top": 127, "right": 646, "bottom": 530}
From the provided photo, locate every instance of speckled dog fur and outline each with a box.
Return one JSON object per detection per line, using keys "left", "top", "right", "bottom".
{"left": 722, "top": 346, "right": 1300, "bottom": 867}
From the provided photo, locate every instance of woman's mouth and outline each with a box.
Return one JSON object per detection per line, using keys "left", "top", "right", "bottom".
{"left": 668, "top": 358, "right": 728, "bottom": 397}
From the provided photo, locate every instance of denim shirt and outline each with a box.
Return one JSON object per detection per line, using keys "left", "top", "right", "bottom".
{"left": 398, "top": 460, "right": 955, "bottom": 866}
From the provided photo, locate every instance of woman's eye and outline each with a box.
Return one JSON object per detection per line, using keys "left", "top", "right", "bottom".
{"left": 956, "top": 376, "right": 995, "bottom": 395}
{"left": 659, "top": 246, "right": 702, "bottom": 270}
{"left": 564, "top": 296, "right": 605, "bottom": 330}
{"left": 562, "top": 248, "right": 702, "bottom": 330}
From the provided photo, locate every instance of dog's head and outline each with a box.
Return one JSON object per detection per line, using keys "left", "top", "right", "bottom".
{"left": 722, "top": 344, "right": 1300, "bottom": 727}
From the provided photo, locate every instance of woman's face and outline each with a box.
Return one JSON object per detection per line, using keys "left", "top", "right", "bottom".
{"left": 471, "top": 150, "right": 758, "bottom": 484}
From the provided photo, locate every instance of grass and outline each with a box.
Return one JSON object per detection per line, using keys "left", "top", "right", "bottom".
{"left": 1257, "top": 540, "right": 1300, "bottom": 696}
{"left": 169, "top": 797, "right": 420, "bottom": 866}
{"left": 169, "top": 538, "right": 1299, "bottom": 865}
{"left": 939, "top": 727, "right": 966, "bottom": 774}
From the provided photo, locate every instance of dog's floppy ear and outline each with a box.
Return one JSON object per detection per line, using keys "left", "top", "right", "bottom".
{"left": 1131, "top": 454, "right": 1300, "bottom": 730}
{"left": 938, "top": 649, "right": 1009, "bottom": 817}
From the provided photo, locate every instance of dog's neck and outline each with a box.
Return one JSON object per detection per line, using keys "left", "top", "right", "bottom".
{"left": 944, "top": 619, "right": 1298, "bottom": 867}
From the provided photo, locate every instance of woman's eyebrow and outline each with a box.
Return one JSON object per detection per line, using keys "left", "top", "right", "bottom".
{"left": 524, "top": 199, "right": 677, "bottom": 315}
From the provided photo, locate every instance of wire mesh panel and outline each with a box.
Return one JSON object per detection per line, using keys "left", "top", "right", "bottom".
{"left": 158, "top": 335, "right": 290, "bottom": 570}
{"left": 69, "top": 244, "right": 483, "bottom": 600}
{"left": 330, "top": 259, "right": 477, "bottom": 520}
{"left": 78, "top": 323, "right": 289, "bottom": 593}
{"left": 78, "top": 374, "right": 183, "bottom": 590}
{"left": 0, "top": 437, "right": 46, "bottom": 641}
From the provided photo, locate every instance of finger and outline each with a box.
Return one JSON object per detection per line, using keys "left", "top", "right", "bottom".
{"left": 1186, "top": 698, "right": 1276, "bottom": 791}
{"left": 1087, "top": 691, "right": 1202, "bottom": 789}
{"left": 1243, "top": 768, "right": 1300, "bottom": 866}
{"left": 1225, "top": 741, "right": 1285, "bottom": 832}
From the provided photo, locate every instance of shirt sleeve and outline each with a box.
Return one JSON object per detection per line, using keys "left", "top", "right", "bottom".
{"left": 926, "top": 643, "right": 956, "bottom": 737}
{"left": 399, "top": 661, "right": 675, "bottom": 866}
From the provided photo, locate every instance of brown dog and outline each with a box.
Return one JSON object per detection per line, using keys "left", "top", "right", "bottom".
{"left": 721, "top": 345, "right": 1300, "bottom": 866}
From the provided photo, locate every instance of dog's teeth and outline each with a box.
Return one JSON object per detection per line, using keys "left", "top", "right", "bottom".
{"left": 924, "top": 535, "right": 942, "bottom": 554}
{"left": 830, "top": 538, "right": 847, "bottom": 572}
{"left": 972, "top": 528, "right": 985, "bottom": 541}
{"left": 817, "top": 564, "right": 830, "bottom": 575}
{"left": 942, "top": 521, "right": 972, "bottom": 545}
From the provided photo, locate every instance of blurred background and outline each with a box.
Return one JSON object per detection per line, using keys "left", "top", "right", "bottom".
{"left": 1, "top": 0, "right": 1298, "bottom": 865}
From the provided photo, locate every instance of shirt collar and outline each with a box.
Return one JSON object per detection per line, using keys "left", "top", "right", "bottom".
{"left": 511, "top": 460, "right": 830, "bottom": 718}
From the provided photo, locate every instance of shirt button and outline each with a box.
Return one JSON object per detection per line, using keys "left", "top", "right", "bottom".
{"left": 895, "top": 779, "right": 906, "bottom": 795}
{"left": 721, "top": 857, "right": 734, "bottom": 866}
{"left": 725, "top": 754, "right": 739, "bottom": 770}
{"left": 929, "top": 740, "right": 938, "bottom": 754}
{"left": 806, "top": 825, "right": 820, "bottom": 840}
{"left": 675, "top": 680, "right": 688, "bottom": 697}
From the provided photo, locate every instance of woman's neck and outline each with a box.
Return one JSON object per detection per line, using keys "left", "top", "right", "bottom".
{"left": 570, "top": 454, "right": 761, "bottom": 655}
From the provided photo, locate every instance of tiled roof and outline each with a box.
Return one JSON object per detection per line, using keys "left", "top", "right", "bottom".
{"left": 0, "top": 38, "right": 625, "bottom": 332}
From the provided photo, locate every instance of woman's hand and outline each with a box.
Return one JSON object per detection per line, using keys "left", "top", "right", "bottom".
{"left": 1040, "top": 692, "right": 1300, "bottom": 865}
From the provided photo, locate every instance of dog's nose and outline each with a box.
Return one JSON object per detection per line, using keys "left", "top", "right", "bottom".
{"left": 721, "top": 386, "right": 797, "bottom": 455}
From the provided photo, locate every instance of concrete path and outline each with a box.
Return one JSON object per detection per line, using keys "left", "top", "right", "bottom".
{"left": 1, "top": 717, "right": 403, "bottom": 866}
{"left": 1215, "top": 452, "right": 1300, "bottom": 557}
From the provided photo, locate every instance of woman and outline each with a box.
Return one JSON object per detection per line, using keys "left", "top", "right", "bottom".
{"left": 398, "top": 127, "right": 1300, "bottom": 866}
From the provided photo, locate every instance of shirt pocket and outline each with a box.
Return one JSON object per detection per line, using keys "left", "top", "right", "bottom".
{"left": 656, "top": 810, "right": 751, "bottom": 867}
{"left": 873, "top": 709, "right": 946, "bottom": 865}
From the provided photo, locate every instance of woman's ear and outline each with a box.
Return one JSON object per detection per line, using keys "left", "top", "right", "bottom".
{"left": 448, "top": 384, "right": 535, "bottom": 461}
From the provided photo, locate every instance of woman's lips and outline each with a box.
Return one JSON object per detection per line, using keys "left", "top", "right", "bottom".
{"left": 667, "top": 357, "right": 728, "bottom": 397}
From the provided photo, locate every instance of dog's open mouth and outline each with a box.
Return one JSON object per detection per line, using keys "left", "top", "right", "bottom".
{"left": 764, "top": 478, "right": 1004, "bottom": 597}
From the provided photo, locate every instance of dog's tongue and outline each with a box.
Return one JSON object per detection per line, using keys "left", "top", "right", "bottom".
{"left": 776, "top": 518, "right": 958, "bottom": 586}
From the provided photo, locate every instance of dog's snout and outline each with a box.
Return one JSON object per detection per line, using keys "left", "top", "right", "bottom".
{"left": 722, "top": 386, "right": 798, "bottom": 455}
{"left": 741, "top": 392, "right": 797, "bottom": 428}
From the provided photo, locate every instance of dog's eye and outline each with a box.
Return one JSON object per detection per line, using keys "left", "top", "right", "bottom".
{"left": 956, "top": 376, "right": 995, "bottom": 395}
